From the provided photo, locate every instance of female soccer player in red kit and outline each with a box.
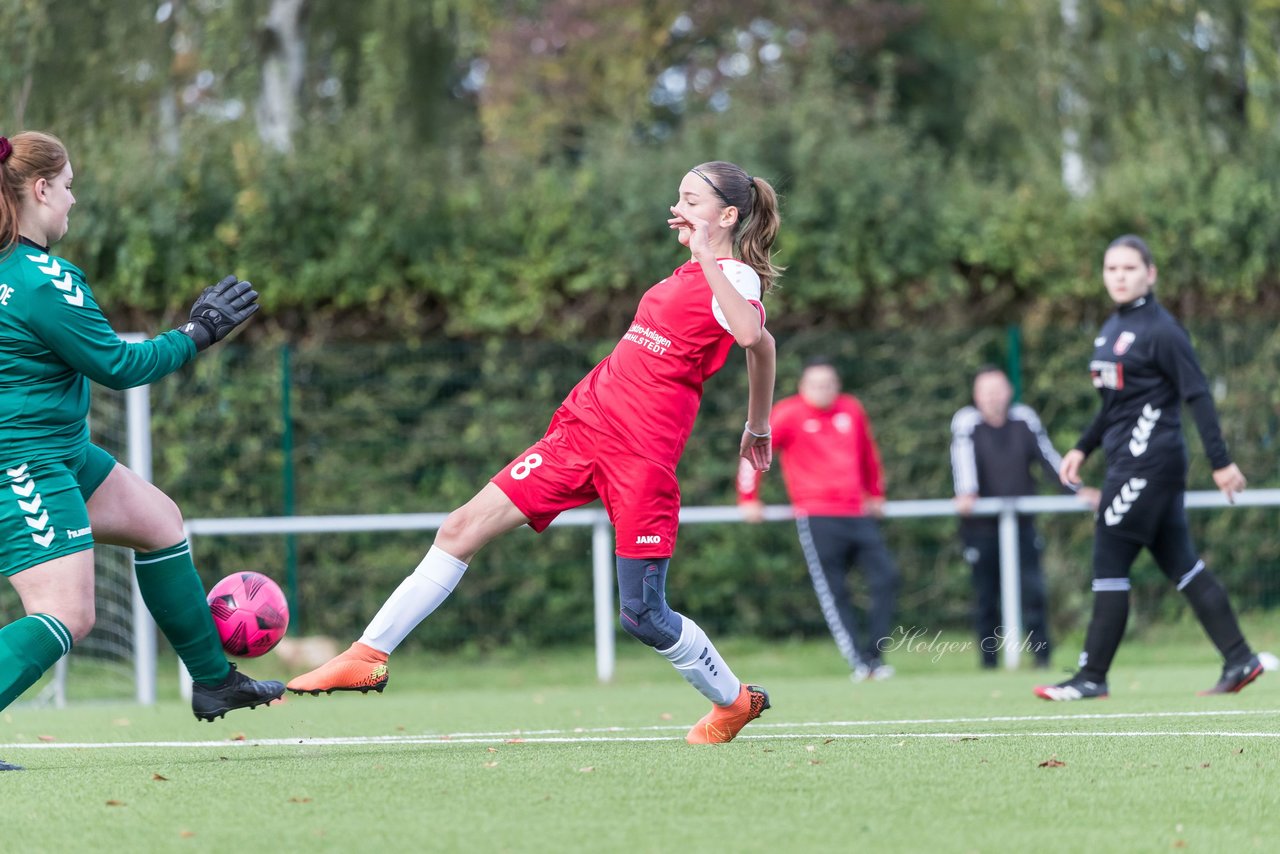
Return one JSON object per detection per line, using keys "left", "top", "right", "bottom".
{"left": 290, "top": 161, "right": 782, "bottom": 744}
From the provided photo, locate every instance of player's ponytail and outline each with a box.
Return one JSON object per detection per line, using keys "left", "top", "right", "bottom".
{"left": 739, "top": 175, "right": 783, "bottom": 292}
{"left": 0, "top": 131, "right": 69, "bottom": 255}
{"left": 691, "top": 161, "right": 784, "bottom": 292}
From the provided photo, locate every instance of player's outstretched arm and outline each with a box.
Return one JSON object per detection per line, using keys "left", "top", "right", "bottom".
{"left": 178, "top": 275, "right": 261, "bottom": 351}
{"left": 740, "top": 328, "right": 775, "bottom": 472}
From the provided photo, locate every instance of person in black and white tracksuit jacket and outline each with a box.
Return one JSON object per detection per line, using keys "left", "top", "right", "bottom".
{"left": 951, "top": 366, "right": 1099, "bottom": 670}
{"left": 1035, "top": 234, "right": 1265, "bottom": 701}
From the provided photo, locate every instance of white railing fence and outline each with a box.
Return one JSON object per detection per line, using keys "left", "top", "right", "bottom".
{"left": 183, "top": 488, "right": 1280, "bottom": 689}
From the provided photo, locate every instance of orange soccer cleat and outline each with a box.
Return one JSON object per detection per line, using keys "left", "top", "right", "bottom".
{"left": 685, "top": 683, "right": 770, "bottom": 744}
{"left": 286, "top": 641, "right": 390, "bottom": 695}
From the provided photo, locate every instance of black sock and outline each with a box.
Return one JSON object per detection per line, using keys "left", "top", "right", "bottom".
{"left": 1181, "top": 569, "right": 1252, "bottom": 666}
{"left": 1079, "top": 590, "right": 1128, "bottom": 682}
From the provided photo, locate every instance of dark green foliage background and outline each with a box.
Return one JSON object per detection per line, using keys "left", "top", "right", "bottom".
{"left": 4, "top": 0, "right": 1280, "bottom": 651}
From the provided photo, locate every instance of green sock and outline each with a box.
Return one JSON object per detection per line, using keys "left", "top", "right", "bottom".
{"left": 135, "top": 540, "right": 231, "bottom": 686}
{"left": 0, "top": 614, "right": 72, "bottom": 711}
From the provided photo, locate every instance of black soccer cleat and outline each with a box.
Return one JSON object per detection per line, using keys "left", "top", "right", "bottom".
{"left": 0, "top": 759, "right": 24, "bottom": 771}
{"left": 1199, "top": 654, "right": 1265, "bottom": 696}
{"left": 1034, "top": 675, "right": 1109, "bottom": 701}
{"left": 192, "top": 663, "right": 286, "bottom": 722}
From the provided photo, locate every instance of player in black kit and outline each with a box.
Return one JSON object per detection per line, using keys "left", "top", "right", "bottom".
{"left": 1034, "top": 235, "right": 1264, "bottom": 701}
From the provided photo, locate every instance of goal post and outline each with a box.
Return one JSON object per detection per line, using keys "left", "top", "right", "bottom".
{"left": 125, "top": 377, "right": 158, "bottom": 705}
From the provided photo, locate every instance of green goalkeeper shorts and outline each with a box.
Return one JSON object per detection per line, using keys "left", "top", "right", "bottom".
{"left": 1, "top": 444, "right": 117, "bottom": 576}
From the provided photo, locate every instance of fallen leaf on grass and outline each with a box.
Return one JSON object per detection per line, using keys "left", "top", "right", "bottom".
{"left": 229, "top": 733, "right": 246, "bottom": 742}
{"left": 106, "top": 800, "right": 126, "bottom": 807}
{"left": 1173, "top": 841, "right": 1187, "bottom": 849}
{"left": 1233, "top": 748, "right": 1244, "bottom": 755}
{"left": 288, "top": 797, "right": 312, "bottom": 804}
{"left": 37, "top": 735, "right": 55, "bottom": 742}
{"left": 823, "top": 739, "right": 835, "bottom": 745}
{"left": 805, "top": 745, "right": 816, "bottom": 753}
{"left": 487, "top": 747, "right": 499, "bottom": 753}
{"left": 808, "top": 760, "right": 822, "bottom": 766}
{"left": 953, "top": 737, "right": 979, "bottom": 743}
{"left": 152, "top": 773, "right": 169, "bottom": 782}
{"left": 179, "top": 830, "right": 195, "bottom": 838}
{"left": 578, "top": 766, "right": 595, "bottom": 773}
{"left": 660, "top": 713, "right": 673, "bottom": 721}
{"left": 1038, "top": 758, "right": 1066, "bottom": 768}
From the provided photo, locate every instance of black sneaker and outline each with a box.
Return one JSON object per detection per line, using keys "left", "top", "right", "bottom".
{"left": 1033, "top": 675, "right": 1109, "bottom": 701}
{"left": 0, "top": 759, "right": 23, "bottom": 771}
{"left": 1199, "top": 654, "right": 1264, "bottom": 696}
{"left": 192, "top": 663, "right": 286, "bottom": 722}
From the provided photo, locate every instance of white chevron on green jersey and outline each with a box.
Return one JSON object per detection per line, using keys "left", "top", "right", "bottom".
{"left": 0, "top": 239, "right": 196, "bottom": 465}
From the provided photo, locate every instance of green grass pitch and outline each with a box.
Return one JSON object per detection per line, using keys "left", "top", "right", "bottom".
{"left": 3, "top": 622, "right": 1279, "bottom": 853}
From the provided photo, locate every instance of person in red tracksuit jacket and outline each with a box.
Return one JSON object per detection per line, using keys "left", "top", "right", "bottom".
{"left": 739, "top": 357, "right": 899, "bottom": 682}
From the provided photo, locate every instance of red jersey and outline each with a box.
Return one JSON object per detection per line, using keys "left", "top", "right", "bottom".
{"left": 561, "top": 258, "right": 764, "bottom": 468}
{"left": 738, "top": 393, "right": 885, "bottom": 516}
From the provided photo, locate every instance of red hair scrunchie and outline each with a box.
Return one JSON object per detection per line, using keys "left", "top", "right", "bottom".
{"left": 0, "top": 137, "right": 11, "bottom": 163}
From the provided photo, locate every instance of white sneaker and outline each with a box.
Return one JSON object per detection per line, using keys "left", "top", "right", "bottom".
{"left": 870, "top": 664, "right": 895, "bottom": 681}
{"left": 851, "top": 662, "right": 894, "bottom": 683}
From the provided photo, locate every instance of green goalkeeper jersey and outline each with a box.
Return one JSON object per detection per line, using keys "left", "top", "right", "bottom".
{"left": 0, "top": 238, "right": 195, "bottom": 465}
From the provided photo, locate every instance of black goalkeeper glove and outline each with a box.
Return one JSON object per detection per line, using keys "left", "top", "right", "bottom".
{"left": 178, "top": 275, "right": 260, "bottom": 351}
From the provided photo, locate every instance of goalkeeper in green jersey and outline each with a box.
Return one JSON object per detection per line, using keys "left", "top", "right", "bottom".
{"left": 0, "top": 132, "right": 283, "bottom": 769}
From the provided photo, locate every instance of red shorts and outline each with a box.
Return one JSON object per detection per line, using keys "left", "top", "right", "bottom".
{"left": 490, "top": 408, "right": 681, "bottom": 557}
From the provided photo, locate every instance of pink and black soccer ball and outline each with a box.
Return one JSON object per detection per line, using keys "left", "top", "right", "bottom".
{"left": 207, "top": 572, "right": 289, "bottom": 657}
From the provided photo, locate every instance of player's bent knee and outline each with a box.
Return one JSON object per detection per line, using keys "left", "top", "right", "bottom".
{"left": 436, "top": 509, "right": 477, "bottom": 552}
{"left": 619, "top": 605, "right": 682, "bottom": 649}
{"left": 43, "top": 604, "right": 95, "bottom": 643}
{"left": 152, "top": 492, "right": 186, "bottom": 543}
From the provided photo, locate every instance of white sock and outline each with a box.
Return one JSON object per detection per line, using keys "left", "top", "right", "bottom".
{"left": 658, "top": 616, "right": 741, "bottom": 706}
{"left": 359, "top": 546, "right": 468, "bottom": 654}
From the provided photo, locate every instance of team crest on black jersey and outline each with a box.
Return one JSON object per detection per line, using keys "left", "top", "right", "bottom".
{"left": 1112, "top": 331, "right": 1136, "bottom": 355}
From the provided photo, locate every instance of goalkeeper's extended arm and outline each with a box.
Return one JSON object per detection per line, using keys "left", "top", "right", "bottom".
{"left": 178, "top": 275, "right": 261, "bottom": 351}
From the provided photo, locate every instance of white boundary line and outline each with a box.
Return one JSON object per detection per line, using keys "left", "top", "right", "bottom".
{"left": 3, "top": 708, "right": 1278, "bottom": 750}
{"left": 4, "top": 731, "right": 1280, "bottom": 750}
